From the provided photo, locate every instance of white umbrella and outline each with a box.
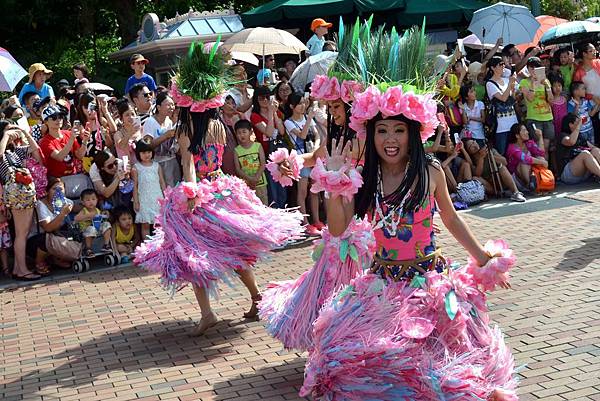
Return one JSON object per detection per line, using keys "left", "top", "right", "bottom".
{"left": 0, "top": 47, "right": 27, "bottom": 92}
{"left": 290, "top": 51, "right": 337, "bottom": 91}
{"left": 468, "top": 2, "right": 540, "bottom": 45}
{"left": 461, "top": 34, "right": 495, "bottom": 50}
{"left": 222, "top": 27, "right": 308, "bottom": 56}
{"left": 230, "top": 51, "right": 259, "bottom": 66}
{"left": 88, "top": 82, "right": 114, "bottom": 92}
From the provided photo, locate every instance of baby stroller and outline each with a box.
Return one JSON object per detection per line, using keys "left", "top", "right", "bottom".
{"left": 72, "top": 214, "right": 121, "bottom": 273}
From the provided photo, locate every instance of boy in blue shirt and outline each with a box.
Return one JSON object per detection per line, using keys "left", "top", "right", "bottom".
{"left": 306, "top": 18, "right": 332, "bottom": 56}
{"left": 124, "top": 54, "right": 157, "bottom": 95}
{"left": 18, "top": 63, "right": 55, "bottom": 105}
{"left": 568, "top": 81, "right": 600, "bottom": 144}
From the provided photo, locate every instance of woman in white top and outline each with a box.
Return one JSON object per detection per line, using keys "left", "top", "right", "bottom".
{"left": 143, "top": 92, "right": 180, "bottom": 187}
{"left": 485, "top": 56, "right": 518, "bottom": 156}
{"left": 284, "top": 93, "right": 322, "bottom": 236}
{"left": 460, "top": 84, "right": 485, "bottom": 142}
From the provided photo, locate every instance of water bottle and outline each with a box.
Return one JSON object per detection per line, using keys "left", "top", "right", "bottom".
{"left": 52, "top": 186, "right": 66, "bottom": 215}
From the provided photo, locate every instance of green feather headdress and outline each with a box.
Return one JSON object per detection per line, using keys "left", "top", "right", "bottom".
{"left": 170, "top": 35, "right": 235, "bottom": 110}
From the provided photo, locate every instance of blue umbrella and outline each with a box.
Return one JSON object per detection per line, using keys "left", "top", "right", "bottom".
{"left": 468, "top": 2, "right": 540, "bottom": 45}
{"left": 540, "top": 20, "right": 600, "bottom": 45}
{"left": 0, "top": 47, "right": 27, "bottom": 92}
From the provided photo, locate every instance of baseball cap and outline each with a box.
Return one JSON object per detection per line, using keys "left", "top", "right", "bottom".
{"left": 28, "top": 63, "right": 53, "bottom": 83}
{"left": 130, "top": 54, "right": 149, "bottom": 64}
{"left": 311, "top": 18, "right": 333, "bottom": 32}
{"left": 42, "top": 105, "right": 64, "bottom": 121}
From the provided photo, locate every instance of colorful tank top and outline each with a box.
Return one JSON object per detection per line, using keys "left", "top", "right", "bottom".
{"left": 193, "top": 143, "right": 224, "bottom": 181}
{"left": 370, "top": 194, "right": 441, "bottom": 281}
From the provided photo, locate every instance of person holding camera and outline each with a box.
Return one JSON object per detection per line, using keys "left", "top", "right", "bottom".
{"left": 75, "top": 92, "right": 117, "bottom": 172}
{"left": 113, "top": 99, "right": 144, "bottom": 166}
{"left": 38, "top": 105, "right": 87, "bottom": 179}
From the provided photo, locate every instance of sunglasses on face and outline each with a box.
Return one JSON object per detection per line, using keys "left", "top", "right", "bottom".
{"left": 105, "top": 161, "right": 117, "bottom": 169}
{"left": 141, "top": 92, "right": 152, "bottom": 98}
{"left": 47, "top": 115, "right": 61, "bottom": 121}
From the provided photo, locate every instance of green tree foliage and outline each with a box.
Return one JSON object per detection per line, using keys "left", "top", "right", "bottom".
{"left": 0, "top": 0, "right": 269, "bottom": 95}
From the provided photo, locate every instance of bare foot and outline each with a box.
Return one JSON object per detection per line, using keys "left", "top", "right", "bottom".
{"left": 190, "top": 313, "right": 217, "bottom": 336}
{"left": 488, "top": 389, "right": 515, "bottom": 401}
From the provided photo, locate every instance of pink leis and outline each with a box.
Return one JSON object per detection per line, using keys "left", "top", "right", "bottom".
{"left": 265, "top": 148, "right": 304, "bottom": 187}
{"left": 170, "top": 81, "right": 225, "bottom": 112}
{"left": 309, "top": 158, "right": 363, "bottom": 202}
{"left": 311, "top": 75, "right": 364, "bottom": 103}
{"left": 349, "top": 84, "right": 440, "bottom": 143}
{"left": 466, "top": 239, "right": 516, "bottom": 292}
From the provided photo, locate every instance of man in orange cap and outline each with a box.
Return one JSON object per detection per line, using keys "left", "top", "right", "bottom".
{"left": 18, "top": 63, "right": 55, "bottom": 105}
{"left": 125, "top": 53, "right": 157, "bottom": 95}
{"left": 307, "top": 18, "right": 333, "bottom": 56}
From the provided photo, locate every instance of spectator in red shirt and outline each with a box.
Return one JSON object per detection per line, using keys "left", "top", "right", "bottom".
{"left": 39, "top": 106, "right": 86, "bottom": 178}
{"left": 249, "top": 86, "right": 285, "bottom": 155}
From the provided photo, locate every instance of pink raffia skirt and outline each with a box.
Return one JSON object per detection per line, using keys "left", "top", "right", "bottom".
{"left": 259, "top": 217, "right": 376, "bottom": 351}
{"left": 134, "top": 175, "right": 304, "bottom": 297}
{"left": 301, "top": 251, "right": 519, "bottom": 401}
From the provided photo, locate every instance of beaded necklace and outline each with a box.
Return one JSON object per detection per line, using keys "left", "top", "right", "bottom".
{"left": 372, "top": 163, "right": 410, "bottom": 236}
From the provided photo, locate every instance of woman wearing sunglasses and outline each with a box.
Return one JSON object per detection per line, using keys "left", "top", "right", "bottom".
{"left": 89, "top": 150, "right": 129, "bottom": 209}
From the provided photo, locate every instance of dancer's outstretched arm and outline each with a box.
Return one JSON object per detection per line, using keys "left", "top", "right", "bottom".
{"left": 324, "top": 139, "right": 354, "bottom": 237}
{"left": 431, "top": 163, "right": 489, "bottom": 266}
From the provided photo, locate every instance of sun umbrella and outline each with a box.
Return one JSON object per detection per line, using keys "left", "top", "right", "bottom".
{"left": 87, "top": 82, "right": 114, "bottom": 92}
{"left": 461, "top": 34, "right": 495, "bottom": 50}
{"left": 222, "top": 27, "right": 308, "bottom": 56}
{"left": 0, "top": 47, "right": 27, "bottom": 92}
{"left": 203, "top": 42, "right": 260, "bottom": 66}
{"left": 540, "top": 20, "right": 600, "bottom": 46}
{"left": 516, "top": 15, "right": 567, "bottom": 53}
{"left": 290, "top": 51, "right": 337, "bottom": 91}
{"left": 468, "top": 2, "right": 540, "bottom": 45}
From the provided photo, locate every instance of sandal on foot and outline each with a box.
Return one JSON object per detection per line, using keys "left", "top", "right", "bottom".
{"left": 12, "top": 272, "right": 42, "bottom": 281}
{"left": 83, "top": 248, "right": 94, "bottom": 257}
{"left": 243, "top": 294, "right": 262, "bottom": 319}
{"left": 35, "top": 262, "right": 51, "bottom": 276}
{"left": 102, "top": 244, "right": 112, "bottom": 252}
{"left": 190, "top": 313, "right": 218, "bottom": 336}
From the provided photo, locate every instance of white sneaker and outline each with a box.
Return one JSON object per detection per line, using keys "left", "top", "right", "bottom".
{"left": 510, "top": 191, "right": 526, "bottom": 202}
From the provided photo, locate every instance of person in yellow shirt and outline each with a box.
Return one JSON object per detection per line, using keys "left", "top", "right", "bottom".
{"left": 111, "top": 206, "right": 138, "bottom": 263}
{"left": 233, "top": 119, "right": 267, "bottom": 205}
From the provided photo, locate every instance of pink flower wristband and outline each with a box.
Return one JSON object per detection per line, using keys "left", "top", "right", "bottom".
{"left": 309, "top": 158, "right": 363, "bottom": 202}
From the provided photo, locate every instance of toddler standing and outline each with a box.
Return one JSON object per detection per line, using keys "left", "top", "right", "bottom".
{"left": 233, "top": 120, "right": 268, "bottom": 205}
{"left": 132, "top": 139, "right": 165, "bottom": 240}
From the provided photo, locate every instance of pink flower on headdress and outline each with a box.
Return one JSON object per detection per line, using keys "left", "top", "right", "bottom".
{"left": 189, "top": 94, "right": 226, "bottom": 112}
{"left": 379, "top": 85, "right": 408, "bottom": 118}
{"left": 310, "top": 74, "right": 328, "bottom": 99}
{"left": 340, "top": 80, "right": 364, "bottom": 103}
{"left": 348, "top": 116, "right": 367, "bottom": 140}
{"left": 352, "top": 85, "right": 381, "bottom": 120}
{"left": 321, "top": 76, "right": 341, "bottom": 101}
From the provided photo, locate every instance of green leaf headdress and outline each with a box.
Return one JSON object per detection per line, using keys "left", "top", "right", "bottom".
{"left": 170, "top": 36, "right": 235, "bottom": 112}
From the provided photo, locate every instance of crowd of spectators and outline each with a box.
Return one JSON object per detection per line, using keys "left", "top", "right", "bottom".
{"left": 1, "top": 29, "right": 600, "bottom": 281}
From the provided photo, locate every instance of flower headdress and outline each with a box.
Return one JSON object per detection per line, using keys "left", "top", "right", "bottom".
{"left": 335, "top": 21, "right": 440, "bottom": 142}
{"left": 170, "top": 36, "right": 234, "bottom": 113}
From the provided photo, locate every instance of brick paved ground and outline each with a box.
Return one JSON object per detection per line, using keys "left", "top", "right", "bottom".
{"left": 2, "top": 188, "right": 600, "bottom": 401}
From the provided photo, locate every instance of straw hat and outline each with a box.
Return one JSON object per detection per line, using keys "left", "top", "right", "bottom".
{"left": 28, "top": 63, "right": 53, "bottom": 83}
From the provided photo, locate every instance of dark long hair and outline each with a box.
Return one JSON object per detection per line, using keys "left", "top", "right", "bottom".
{"left": 176, "top": 107, "right": 221, "bottom": 155}
{"left": 76, "top": 92, "right": 95, "bottom": 125}
{"left": 485, "top": 56, "right": 503, "bottom": 81}
{"left": 93, "top": 150, "right": 115, "bottom": 186}
{"left": 326, "top": 101, "right": 354, "bottom": 152}
{"left": 251, "top": 86, "right": 272, "bottom": 114}
{"left": 355, "top": 114, "right": 432, "bottom": 218}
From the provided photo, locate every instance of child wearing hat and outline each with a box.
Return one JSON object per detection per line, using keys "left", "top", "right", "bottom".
{"left": 306, "top": 18, "right": 333, "bottom": 56}
{"left": 124, "top": 54, "right": 157, "bottom": 95}
{"left": 18, "top": 63, "right": 55, "bottom": 105}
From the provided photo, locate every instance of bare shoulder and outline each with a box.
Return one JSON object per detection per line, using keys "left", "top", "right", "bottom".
{"left": 428, "top": 162, "right": 444, "bottom": 192}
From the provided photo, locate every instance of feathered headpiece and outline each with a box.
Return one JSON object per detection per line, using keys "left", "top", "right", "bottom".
{"left": 311, "top": 18, "right": 440, "bottom": 142}
{"left": 170, "top": 36, "right": 234, "bottom": 112}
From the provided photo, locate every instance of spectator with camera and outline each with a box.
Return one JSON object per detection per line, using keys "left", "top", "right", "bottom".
{"left": 128, "top": 83, "right": 153, "bottom": 125}
{"left": 75, "top": 92, "right": 117, "bottom": 172}
{"left": 506, "top": 123, "right": 547, "bottom": 190}
{"left": 0, "top": 120, "right": 43, "bottom": 280}
{"left": 89, "top": 150, "right": 131, "bottom": 209}
{"left": 557, "top": 113, "right": 600, "bottom": 184}
{"left": 464, "top": 138, "right": 526, "bottom": 202}
{"left": 113, "top": 99, "right": 144, "bottom": 165}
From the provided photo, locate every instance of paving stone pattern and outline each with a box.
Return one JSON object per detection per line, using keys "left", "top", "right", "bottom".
{"left": 2, "top": 190, "right": 600, "bottom": 400}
